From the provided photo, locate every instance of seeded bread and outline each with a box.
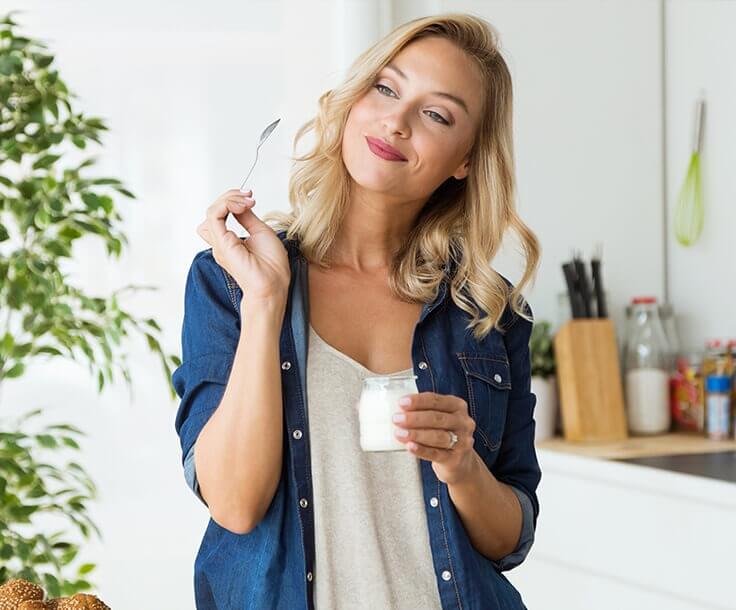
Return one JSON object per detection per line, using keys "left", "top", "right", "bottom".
{"left": 0, "top": 580, "right": 45, "bottom": 609}
{"left": 0, "top": 580, "right": 110, "bottom": 610}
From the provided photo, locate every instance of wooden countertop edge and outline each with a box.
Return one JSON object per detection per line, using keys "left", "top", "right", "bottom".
{"left": 534, "top": 431, "right": 736, "bottom": 460}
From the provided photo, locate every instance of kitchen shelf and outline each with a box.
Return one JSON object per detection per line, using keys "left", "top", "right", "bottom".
{"left": 535, "top": 430, "right": 736, "bottom": 460}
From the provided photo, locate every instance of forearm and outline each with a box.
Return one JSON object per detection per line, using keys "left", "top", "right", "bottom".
{"left": 447, "top": 451, "right": 523, "bottom": 561}
{"left": 195, "top": 297, "right": 286, "bottom": 533}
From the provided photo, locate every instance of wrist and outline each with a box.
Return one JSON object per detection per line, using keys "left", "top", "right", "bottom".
{"left": 241, "top": 294, "right": 287, "bottom": 319}
{"left": 448, "top": 450, "right": 484, "bottom": 489}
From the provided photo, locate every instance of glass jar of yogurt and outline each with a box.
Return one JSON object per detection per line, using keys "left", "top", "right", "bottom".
{"left": 358, "top": 374, "right": 418, "bottom": 451}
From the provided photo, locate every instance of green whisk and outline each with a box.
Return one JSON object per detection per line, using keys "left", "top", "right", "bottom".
{"left": 673, "top": 96, "right": 706, "bottom": 246}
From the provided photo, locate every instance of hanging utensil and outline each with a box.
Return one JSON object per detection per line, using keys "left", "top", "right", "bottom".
{"left": 673, "top": 96, "right": 705, "bottom": 246}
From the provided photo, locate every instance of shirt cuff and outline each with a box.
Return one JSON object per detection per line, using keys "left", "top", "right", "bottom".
{"left": 489, "top": 484, "right": 536, "bottom": 572}
{"left": 183, "top": 444, "right": 208, "bottom": 507}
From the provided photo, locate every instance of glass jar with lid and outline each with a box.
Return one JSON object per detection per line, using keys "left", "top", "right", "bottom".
{"left": 623, "top": 296, "right": 671, "bottom": 434}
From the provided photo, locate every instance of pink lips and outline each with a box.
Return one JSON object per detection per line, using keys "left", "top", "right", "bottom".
{"left": 365, "top": 136, "right": 407, "bottom": 162}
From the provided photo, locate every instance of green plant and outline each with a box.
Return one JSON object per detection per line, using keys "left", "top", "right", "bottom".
{"left": 0, "top": 10, "right": 181, "bottom": 595}
{"left": 529, "top": 320, "right": 555, "bottom": 379}
{"left": 0, "top": 408, "right": 98, "bottom": 597}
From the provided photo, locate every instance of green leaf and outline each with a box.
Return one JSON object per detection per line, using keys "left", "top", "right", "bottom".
{"left": 113, "top": 186, "right": 135, "bottom": 198}
{"left": 45, "top": 424, "right": 84, "bottom": 436}
{"left": 144, "top": 318, "right": 161, "bottom": 331}
{"left": 61, "top": 437, "right": 80, "bottom": 450}
{"left": 81, "top": 192, "right": 100, "bottom": 210}
{"left": 77, "top": 562, "right": 96, "bottom": 575}
{"left": 0, "top": 332, "right": 14, "bottom": 357}
{"left": 36, "top": 54, "right": 54, "bottom": 69}
{"left": 32, "top": 345, "right": 64, "bottom": 357}
{"left": 60, "top": 545, "right": 78, "bottom": 565}
{"left": 0, "top": 53, "right": 22, "bottom": 76}
{"left": 43, "top": 572, "right": 61, "bottom": 598}
{"left": 4, "top": 362, "right": 25, "bottom": 378}
{"left": 32, "top": 154, "right": 61, "bottom": 170}
{"left": 17, "top": 408, "right": 44, "bottom": 423}
{"left": 36, "top": 434, "right": 58, "bottom": 448}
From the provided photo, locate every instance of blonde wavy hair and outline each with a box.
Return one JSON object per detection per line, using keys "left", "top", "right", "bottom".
{"left": 262, "top": 12, "right": 540, "bottom": 341}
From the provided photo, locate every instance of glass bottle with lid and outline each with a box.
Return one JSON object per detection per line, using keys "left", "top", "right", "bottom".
{"left": 623, "top": 296, "right": 671, "bottom": 434}
{"left": 658, "top": 302, "right": 680, "bottom": 373}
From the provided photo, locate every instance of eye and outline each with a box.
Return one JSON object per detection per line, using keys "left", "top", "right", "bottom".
{"left": 373, "top": 83, "right": 450, "bottom": 126}
{"left": 426, "top": 110, "right": 449, "bottom": 125}
{"left": 374, "top": 83, "right": 396, "bottom": 97}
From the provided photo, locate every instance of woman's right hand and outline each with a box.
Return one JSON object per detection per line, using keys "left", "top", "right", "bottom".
{"left": 197, "top": 188, "right": 291, "bottom": 302}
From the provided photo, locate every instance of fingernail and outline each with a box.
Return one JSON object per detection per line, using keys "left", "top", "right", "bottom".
{"left": 394, "top": 428, "right": 408, "bottom": 437}
{"left": 392, "top": 413, "right": 405, "bottom": 423}
{"left": 398, "top": 397, "right": 411, "bottom": 406}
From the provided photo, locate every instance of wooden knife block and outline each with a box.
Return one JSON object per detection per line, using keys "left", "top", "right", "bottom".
{"left": 553, "top": 319, "right": 629, "bottom": 442}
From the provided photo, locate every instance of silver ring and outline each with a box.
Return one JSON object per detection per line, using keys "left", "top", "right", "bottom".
{"left": 447, "top": 430, "right": 458, "bottom": 450}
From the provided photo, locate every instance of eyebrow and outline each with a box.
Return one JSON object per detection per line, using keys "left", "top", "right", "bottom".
{"left": 384, "top": 62, "right": 470, "bottom": 116}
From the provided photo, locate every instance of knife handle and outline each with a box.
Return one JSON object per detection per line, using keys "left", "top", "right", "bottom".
{"left": 591, "top": 258, "right": 608, "bottom": 318}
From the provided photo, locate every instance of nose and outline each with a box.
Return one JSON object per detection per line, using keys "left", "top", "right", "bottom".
{"left": 381, "top": 110, "right": 410, "bottom": 138}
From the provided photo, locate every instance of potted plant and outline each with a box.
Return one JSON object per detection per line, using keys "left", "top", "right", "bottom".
{"left": 0, "top": 10, "right": 180, "bottom": 598}
{"left": 529, "top": 320, "right": 558, "bottom": 441}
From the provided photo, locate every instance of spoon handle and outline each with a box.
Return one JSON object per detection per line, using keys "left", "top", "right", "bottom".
{"left": 239, "top": 118, "right": 280, "bottom": 192}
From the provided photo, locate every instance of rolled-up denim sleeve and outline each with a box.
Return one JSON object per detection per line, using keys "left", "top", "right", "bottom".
{"left": 172, "top": 249, "right": 241, "bottom": 507}
{"left": 489, "top": 485, "right": 536, "bottom": 572}
{"left": 489, "top": 298, "right": 542, "bottom": 572}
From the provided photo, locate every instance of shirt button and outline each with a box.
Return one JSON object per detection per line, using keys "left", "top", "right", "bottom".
{"left": 441, "top": 570, "right": 452, "bottom": 581}
{"left": 299, "top": 498, "right": 308, "bottom": 508}
{"left": 430, "top": 497, "right": 439, "bottom": 508}
{"left": 281, "top": 361, "right": 291, "bottom": 370}
{"left": 418, "top": 361, "right": 428, "bottom": 370}
{"left": 493, "top": 373, "right": 502, "bottom": 383}
{"left": 307, "top": 571, "right": 313, "bottom": 582}
{"left": 293, "top": 429, "right": 302, "bottom": 439}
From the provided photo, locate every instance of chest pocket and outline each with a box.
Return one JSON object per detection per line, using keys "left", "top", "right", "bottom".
{"left": 457, "top": 354, "right": 512, "bottom": 453}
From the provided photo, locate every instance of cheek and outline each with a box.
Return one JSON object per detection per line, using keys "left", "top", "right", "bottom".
{"left": 346, "top": 97, "right": 375, "bottom": 130}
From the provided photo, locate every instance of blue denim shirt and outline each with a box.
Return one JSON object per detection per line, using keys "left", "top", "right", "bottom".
{"left": 173, "top": 230, "right": 541, "bottom": 610}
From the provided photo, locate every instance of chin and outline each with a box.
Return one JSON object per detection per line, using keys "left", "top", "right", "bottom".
{"left": 349, "top": 166, "right": 401, "bottom": 194}
{"left": 344, "top": 148, "right": 402, "bottom": 188}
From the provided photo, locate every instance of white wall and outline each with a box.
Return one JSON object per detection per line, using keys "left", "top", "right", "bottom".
{"left": 446, "top": 0, "right": 666, "bottom": 343}
{"left": 0, "top": 1, "right": 729, "bottom": 608}
{"left": 664, "top": 0, "right": 736, "bottom": 351}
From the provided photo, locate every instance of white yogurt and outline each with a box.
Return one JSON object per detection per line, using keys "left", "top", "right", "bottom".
{"left": 358, "top": 374, "right": 418, "bottom": 451}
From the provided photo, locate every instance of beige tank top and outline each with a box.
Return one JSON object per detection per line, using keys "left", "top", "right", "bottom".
{"left": 306, "top": 323, "right": 443, "bottom": 610}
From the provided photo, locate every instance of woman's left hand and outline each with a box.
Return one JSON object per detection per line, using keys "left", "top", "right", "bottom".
{"left": 392, "top": 392, "right": 477, "bottom": 486}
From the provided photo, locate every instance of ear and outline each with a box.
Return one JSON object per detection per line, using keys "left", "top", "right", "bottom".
{"left": 452, "top": 156, "right": 471, "bottom": 181}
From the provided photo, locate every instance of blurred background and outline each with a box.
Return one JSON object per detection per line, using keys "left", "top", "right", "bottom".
{"left": 0, "top": 1, "right": 734, "bottom": 609}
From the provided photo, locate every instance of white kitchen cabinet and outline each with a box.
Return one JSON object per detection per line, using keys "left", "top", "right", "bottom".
{"left": 507, "top": 447, "right": 736, "bottom": 610}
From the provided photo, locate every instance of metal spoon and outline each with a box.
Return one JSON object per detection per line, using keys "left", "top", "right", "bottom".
{"left": 239, "top": 118, "right": 281, "bottom": 193}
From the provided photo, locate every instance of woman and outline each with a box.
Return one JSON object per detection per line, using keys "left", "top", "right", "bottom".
{"left": 174, "top": 12, "right": 541, "bottom": 610}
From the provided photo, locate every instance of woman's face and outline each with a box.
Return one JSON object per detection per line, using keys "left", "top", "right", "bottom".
{"left": 342, "top": 36, "right": 483, "bottom": 201}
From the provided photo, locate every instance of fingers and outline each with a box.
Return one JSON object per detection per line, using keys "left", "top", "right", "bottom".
{"left": 206, "top": 192, "right": 254, "bottom": 249}
{"left": 394, "top": 409, "right": 455, "bottom": 431}
{"left": 398, "top": 392, "right": 465, "bottom": 413}
{"left": 199, "top": 188, "right": 259, "bottom": 252}
{"left": 393, "top": 426, "right": 471, "bottom": 451}
{"left": 393, "top": 406, "right": 475, "bottom": 435}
